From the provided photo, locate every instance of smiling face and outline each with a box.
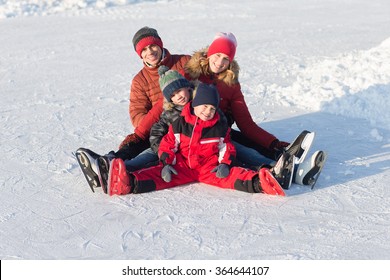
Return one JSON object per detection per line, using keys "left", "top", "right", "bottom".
{"left": 193, "top": 104, "right": 217, "bottom": 121}
{"left": 141, "top": 44, "right": 162, "bottom": 67}
{"left": 170, "top": 88, "right": 191, "bottom": 106}
{"left": 208, "top": 53, "right": 230, "bottom": 74}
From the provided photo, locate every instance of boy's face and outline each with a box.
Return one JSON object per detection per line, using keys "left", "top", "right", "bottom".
{"left": 171, "top": 88, "right": 190, "bottom": 106}
{"left": 193, "top": 104, "right": 217, "bottom": 121}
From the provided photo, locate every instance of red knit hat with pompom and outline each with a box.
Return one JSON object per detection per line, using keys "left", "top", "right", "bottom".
{"left": 207, "top": 32, "right": 237, "bottom": 61}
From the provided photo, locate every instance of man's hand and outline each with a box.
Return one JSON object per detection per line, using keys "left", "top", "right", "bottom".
{"left": 118, "top": 133, "right": 142, "bottom": 150}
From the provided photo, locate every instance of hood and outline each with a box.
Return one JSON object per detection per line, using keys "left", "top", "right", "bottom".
{"left": 184, "top": 47, "right": 240, "bottom": 86}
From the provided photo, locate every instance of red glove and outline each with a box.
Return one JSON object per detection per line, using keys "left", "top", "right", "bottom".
{"left": 118, "top": 133, "right": 142, "bottom": 150}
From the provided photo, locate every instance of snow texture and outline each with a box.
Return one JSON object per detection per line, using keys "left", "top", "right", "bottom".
{"left": 1, "top": 0, "right": 390, "bottom": 260}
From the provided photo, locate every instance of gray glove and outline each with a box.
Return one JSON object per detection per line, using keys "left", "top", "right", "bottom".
{"left": 161, "top": 164, "right": 178, "bottom": 183}
{"left": 211, "top": 163, "right": 230, "bottom": 178}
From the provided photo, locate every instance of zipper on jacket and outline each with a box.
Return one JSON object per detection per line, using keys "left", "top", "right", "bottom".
{"left": 187, "top": 116, "right": 198, "bottom": 169}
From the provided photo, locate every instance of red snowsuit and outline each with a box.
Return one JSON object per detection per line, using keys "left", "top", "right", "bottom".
{"left": 131, "top": 103, "right": 261, "bottom": 194}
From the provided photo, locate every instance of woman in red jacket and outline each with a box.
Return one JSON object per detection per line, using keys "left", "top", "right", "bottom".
{"left": 107, "top": 83, "right": 292, "bottom": 196}
{"left": 184, "top": 32, "right": 289, "bottom": 168}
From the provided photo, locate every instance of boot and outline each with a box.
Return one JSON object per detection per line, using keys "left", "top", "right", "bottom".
{"left": 294, "top": 150, "right": 327, "bottom": 188}
{"left": 107, "top": 158, "right": 132, "bottom": 196}
{"left": 75, "top": 148, "right": 102, "bottom": 192}
{"left": 271, "top": 152, "right": 295, "bottom": 189}
{"left": 257, "top": 168, "right": 286, "bottom": 196}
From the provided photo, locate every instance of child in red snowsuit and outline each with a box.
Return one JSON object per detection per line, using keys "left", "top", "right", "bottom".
{"left": 108, "top": 83, "right": 291, "bottom": 196}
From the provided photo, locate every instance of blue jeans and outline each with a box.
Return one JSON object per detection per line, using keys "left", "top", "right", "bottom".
{"left": 233, "top": 141, "right": 274, "bottom": 168}
{"left": 124, "top": 142, "right": 274, "bottom": 172}
{"left": 124, "top": 148, "right": 159, "bottom": 172}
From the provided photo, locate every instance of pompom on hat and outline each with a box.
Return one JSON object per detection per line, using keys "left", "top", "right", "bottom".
{"left": 132, "top": 26, "right": 163, "bottom": 58}
{"left": 158, "top": 66, "right": 191, "bottom": 102}
{"left": 192, "top": 83, "right": 220, "bottom": 108}
{"left": 207, "top": 32, "right": 237, "bottom": 62}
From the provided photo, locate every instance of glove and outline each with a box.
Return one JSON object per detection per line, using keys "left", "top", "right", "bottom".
{"left": 270, "top": 139, "right": 289, "bottom": 150}
{"left": 118, "top": 133, "right": 142, "bottom": 150}
{"left": 270, "top": 139, "right": 290, "bottom": 160}
{"left": 161, "top": 164, "right": 178, "bottom": 183}
{"left": 211, "top": 163, "right": 230, "bottom": 178}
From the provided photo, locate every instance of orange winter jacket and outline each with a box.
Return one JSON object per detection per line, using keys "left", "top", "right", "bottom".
{"left": 130, "top": 49, "right": 190, "bottom": 140}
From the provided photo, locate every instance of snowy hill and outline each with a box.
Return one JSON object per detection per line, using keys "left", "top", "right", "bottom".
{"left": 1, "top": 0, "right": 390, "bottom": 273}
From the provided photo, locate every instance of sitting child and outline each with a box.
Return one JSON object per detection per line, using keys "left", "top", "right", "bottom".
{"left": 107, "top": 83, "right": 293, "bottom": 196}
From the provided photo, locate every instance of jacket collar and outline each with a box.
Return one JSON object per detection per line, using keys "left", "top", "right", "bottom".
{"left": 181, "top": 102, "right": 220, "bottom": 127}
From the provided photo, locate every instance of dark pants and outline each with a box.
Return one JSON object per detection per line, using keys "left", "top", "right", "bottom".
{"left": 114, "top": 139, "right": 151, "bottom": 161}
{"left": 230, "top": 129, "right": 277, "bottom": 160}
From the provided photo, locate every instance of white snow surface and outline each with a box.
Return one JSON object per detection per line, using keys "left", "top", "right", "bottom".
{"left": 1, "top": 0, "right": 390, "bottom": 260}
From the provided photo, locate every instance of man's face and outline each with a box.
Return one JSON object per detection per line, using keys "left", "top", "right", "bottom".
{"left": 141, "top": 44, "right": 162, "bottom": 67}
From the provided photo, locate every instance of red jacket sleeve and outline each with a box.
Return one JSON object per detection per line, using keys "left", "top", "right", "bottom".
{"left": 134, "top": 97, "right": 164, "bottom": 140}
{"left": 158, "top": 125, "right": 178, "bottom": 165}
{"left": 228, "top": 83, "right": 277, "bottom": 148}
{"left": 219, "top": 127, "right": 236, "bottom": 165}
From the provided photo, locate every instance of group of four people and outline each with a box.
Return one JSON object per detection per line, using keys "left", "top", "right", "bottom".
{"left": 75, "top": 27, "right": 325, "bottom": 197}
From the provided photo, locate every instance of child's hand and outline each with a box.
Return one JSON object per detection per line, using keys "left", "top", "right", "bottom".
{"left": 161, "top": 165, "right": 178, "bottom": 182}
{"left": 211, "top": 164, "right": 230, "bottom": 178}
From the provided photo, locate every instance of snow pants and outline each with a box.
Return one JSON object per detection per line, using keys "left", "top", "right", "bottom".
{"left": 131, "top": 154, "right": 260, "bottom": 194}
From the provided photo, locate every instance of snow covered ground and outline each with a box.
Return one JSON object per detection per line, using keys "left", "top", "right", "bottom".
{"left": 1, "top": 0, "right": 390, "bottom": 272}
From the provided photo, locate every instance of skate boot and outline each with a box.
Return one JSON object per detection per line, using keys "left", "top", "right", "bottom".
{"left": 75, "top": 148, "right": 102, "bottom": 192}
{"left": 285, "top": 130, "right": 315, "bottom": 164}
{"left": 294, "top": 150, "right": 327, "bottom": 189}
{"left": 97, "top": 151, "right": 116, "bottom": 194}
{"left": 107, "top": 158, "right": 132, "bottom": 196}
{"left": 270, "top": 152, "right": 295, "bottom": 190}
{"left": 258, "top": 168, "right": 286, "bottom": 196}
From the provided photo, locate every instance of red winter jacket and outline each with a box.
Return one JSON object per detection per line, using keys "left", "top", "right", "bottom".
{"left": 184, "top": 48, "right": 277, "bottom": 149}
{"left": 158, "top": 103, "right": 235, "bottom": 170}
{"left": 130, "top": 49, "right": 190, "bottom": 140}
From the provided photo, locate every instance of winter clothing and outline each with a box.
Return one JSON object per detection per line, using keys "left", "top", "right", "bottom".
{"left": 130, "top": 49, "right": 190, "bottom": 140}
{"left": 192, "top": 83, "right": 220, "bottom": 108}
{"left": 184, "top": 47, "right": 278, "bottom": 151}
{"left": 158, "top": 66, "right": 191, "bottom": 102}
{"left": 118, "top": 132, "right": 142, "bottom": 150}
{"left": 207, "top": 32, "right": 237, "bottom": 62}
{"left": 211, "top": 163, "right": 230, "bottom": 178}
{"left": 149, "top": 98, "right": 186, "bottom": 154}
{"left": 134, "top": 102, "right": 258, "bottom": 193}
{"left": 132, "top": 26, "right": 163, "bottom": 58}
{"left": 108, "top": 101, "right": 286, "bottom": 196}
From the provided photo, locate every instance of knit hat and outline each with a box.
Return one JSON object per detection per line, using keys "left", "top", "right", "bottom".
{"left": 192, "top": 83, "right": 220, "bottom": 108}
{"left": 207, "top": 32, "right": 237, "bottom": 62}
{"left": 158, "top": 66, "right": 191, "bottom": 101}
{"left": 132, "top": 26, "right": 163, "bottom": 58}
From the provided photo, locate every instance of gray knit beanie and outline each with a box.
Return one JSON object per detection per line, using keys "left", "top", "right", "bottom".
{"left": 132, "top": 27, "right": 163, "bottom": 57}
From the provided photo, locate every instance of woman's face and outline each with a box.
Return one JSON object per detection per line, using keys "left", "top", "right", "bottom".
{"left": 208, "top": 53, "right": 230, "bottom": 74}
{"left": 141, "top": 44, "right": 162, "bottom": 67}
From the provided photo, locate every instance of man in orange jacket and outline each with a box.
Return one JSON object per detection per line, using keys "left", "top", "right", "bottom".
{"left": 76, "top": 27, "right": 190, "bottom": 192}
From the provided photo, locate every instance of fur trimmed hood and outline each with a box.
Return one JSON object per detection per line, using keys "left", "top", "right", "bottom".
{"left": 184, "top": 47, "right": 240, "bottom": 86}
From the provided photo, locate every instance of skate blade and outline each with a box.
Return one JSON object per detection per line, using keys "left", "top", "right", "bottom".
{"left": 309, "top": 152, "right": 327, "bottom": 189}
{"left": 75, "top": 151, "right": 99, "bottom": 192}
{"left": 97, "top": 158, "right": 109, "bottom": 194}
